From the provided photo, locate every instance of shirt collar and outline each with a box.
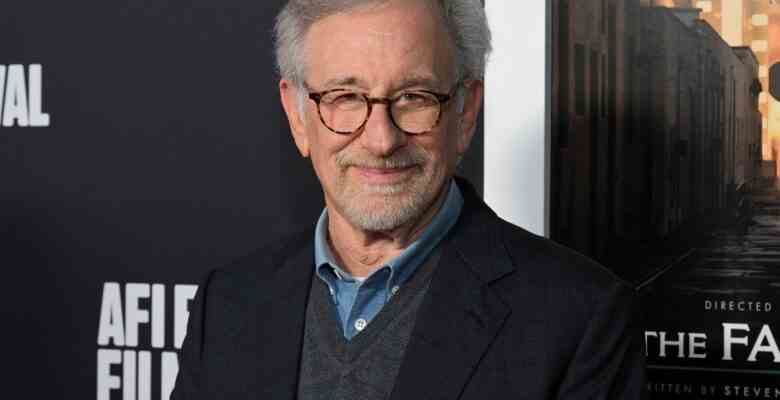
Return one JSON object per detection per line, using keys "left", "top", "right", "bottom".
{"left": 314, "top": 179, "right": 464, "bottom": 289}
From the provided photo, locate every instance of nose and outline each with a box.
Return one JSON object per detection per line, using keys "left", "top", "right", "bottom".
{"left": 359, "top": 102, "right": 407, "bottom": 157}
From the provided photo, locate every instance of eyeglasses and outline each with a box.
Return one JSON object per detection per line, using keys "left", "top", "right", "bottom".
{"left": 306, "top": 83, "right": 459, "bottom": 135}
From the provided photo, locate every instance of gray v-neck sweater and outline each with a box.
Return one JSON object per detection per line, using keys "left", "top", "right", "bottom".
{"left": 297, "top": 249, "right": 441, "bottom": 400}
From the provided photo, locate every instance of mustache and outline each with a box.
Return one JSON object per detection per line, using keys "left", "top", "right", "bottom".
{"left": 335, "top": 149, "right": 427, "bottom": 169}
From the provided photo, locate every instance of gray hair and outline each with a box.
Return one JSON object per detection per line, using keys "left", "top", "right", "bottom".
{"left": 274, "top": 0, "right": 492, "bottom": 86}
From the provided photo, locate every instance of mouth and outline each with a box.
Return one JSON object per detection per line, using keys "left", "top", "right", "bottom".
{"left": 351, "top": 165, "right": 417, "bottom": 184}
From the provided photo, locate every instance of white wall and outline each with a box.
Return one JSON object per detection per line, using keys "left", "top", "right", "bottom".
{"left": 484, "top": 1, "right": 550, "bottom": 236}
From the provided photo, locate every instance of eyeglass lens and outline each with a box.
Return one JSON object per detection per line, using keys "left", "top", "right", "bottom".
{"left": 318, "top": 91, "right": 441, "bottom": 134}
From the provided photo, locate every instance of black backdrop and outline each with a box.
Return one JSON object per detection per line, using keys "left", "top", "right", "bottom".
{"left": 1, "top": 1, "right": 483, "bottom": 398}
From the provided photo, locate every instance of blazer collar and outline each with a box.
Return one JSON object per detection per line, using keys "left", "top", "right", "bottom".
{"left": 389, "top": 176, "right": 516, "bottom": 400}
{"left": 238, "top": 236, "right": 315, "bottom": 400}
{"left": 448, "top": 176, "right": 516, "bottom": 284}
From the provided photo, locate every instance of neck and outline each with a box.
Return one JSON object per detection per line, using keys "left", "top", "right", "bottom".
{"left": 327, "top": 182, "right": 450, "bottom": 278}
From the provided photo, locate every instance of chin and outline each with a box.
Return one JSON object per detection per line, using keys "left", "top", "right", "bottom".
{"left": 345, "top": 209, "right": 417, "bottom": 232}
{"left": 342, "top": 192, "right": 426, "bottom": 232}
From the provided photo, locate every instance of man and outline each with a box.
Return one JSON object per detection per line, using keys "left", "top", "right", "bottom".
{"left": 172, "top": 0, "right": 645, "bottom": 399}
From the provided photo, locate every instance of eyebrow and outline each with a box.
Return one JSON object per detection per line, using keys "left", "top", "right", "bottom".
{"left": 396, "top": 75, "right": 443, "bottom": 90}
{"left": 317, "top": 74, "right": 445, "bottom": 91}
{"left": 321, "top": 76, "right": 368, "bottom": 89}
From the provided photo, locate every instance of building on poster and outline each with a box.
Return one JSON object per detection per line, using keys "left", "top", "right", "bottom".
{"left": 550, "top": 0, "right": 642, "bottom": 260}
{"left": 693, "top": 0, "right": 775, "bottom": 162}
{"left": 551, "top": 0, "right": 762, "bottom": 265}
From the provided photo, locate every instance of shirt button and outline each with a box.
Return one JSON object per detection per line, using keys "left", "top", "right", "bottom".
{"left": 391, "top": 286, "right": 400, "bottom": 295}
{"left": 354, "top": 318, "right": 368, "bottom": 331}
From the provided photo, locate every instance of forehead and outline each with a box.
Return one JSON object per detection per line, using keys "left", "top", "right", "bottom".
{"left": 302, "top": 0, "right": 455, "bottom": 89}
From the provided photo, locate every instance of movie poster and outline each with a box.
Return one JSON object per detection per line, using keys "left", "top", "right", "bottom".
{"left": 551, "top": 1, "right": 780, "bottom": 398}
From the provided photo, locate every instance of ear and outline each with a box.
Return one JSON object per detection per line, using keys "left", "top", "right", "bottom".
{"left": 279, "top": 79, "right": 311, "bottom": 158}
{"left": 455, "top": 79, "right": 484, "bottom": 155}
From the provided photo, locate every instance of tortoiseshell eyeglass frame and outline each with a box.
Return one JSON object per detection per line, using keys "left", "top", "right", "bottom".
{"left": 305, "top": 83, "right": 460, "bottom": 135}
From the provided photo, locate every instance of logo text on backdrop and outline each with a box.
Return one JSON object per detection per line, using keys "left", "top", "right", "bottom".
{"left": 97, "top": 282, "right": 198, "bottom": 400}
{"left": 0, "top": 64, "right": 50, "bottom": 127}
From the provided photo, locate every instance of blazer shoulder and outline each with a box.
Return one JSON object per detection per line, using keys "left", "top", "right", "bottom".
{"left": 196, "top": 228, "right": 313, "bottom": 305}
{"left": 222, "top": 228, "right": 312, "bottom": 274}
{"left": 490, "top": 218, "right": 639, "bottom": 342}
{"left": 495, "top": 217, "right": 635, "bottom": 295}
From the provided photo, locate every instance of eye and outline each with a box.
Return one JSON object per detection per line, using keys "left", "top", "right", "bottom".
{"left": 322, "top": 91, "right": 364, "bottom": 107}
{"left": 399, "top": 92, "right": 427, "bottom": 103}
{"left": 395, "top": 92, "right": 437, "bottom": 108}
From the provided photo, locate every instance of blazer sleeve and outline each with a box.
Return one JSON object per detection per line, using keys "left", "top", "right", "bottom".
{"left": 554, "top": 282, "right": 647, "bottom": 399}
{"left": 170, "top": 269, "right": 217, "bottom": 400}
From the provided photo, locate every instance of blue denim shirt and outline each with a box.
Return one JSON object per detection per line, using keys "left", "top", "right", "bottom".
{"left": 314, "top": 180, "right": 464, "bottom": 340}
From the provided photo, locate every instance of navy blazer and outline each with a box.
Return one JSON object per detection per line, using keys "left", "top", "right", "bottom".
{"left": 172, "top": 177, "right": 646, "bottom": 399}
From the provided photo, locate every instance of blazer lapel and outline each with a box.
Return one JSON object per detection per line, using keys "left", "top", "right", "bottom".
{"left": 390, "top": 182, "right": 516, "bottom": 400}
{"left": 236, "top": 237, "right": 315, "bottom": 399}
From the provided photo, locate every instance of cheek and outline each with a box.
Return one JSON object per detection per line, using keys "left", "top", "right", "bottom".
{"left": 303, "top": 107, "right": 321, "bottom": 133}
{"left": 310, "top": 145, "right": 336, "bottom": 178}
{"left": 431, "top": 122, "right": 463, "bottom": 163}
{"left": 308, "top": 129, "right": 352, "bottom": 178}
{"left": 415, "top": 137, "right": 457, "bottom": 173}
{"left": 443, "top": 115, "right": 467, "bottom": 153}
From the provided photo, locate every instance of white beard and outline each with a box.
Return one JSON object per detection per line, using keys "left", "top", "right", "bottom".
{"left": 329, "top": 147, "right": 446, "bottom": 232}
{"left": 340, "top": 175, "right": 434, "bottom": 231}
